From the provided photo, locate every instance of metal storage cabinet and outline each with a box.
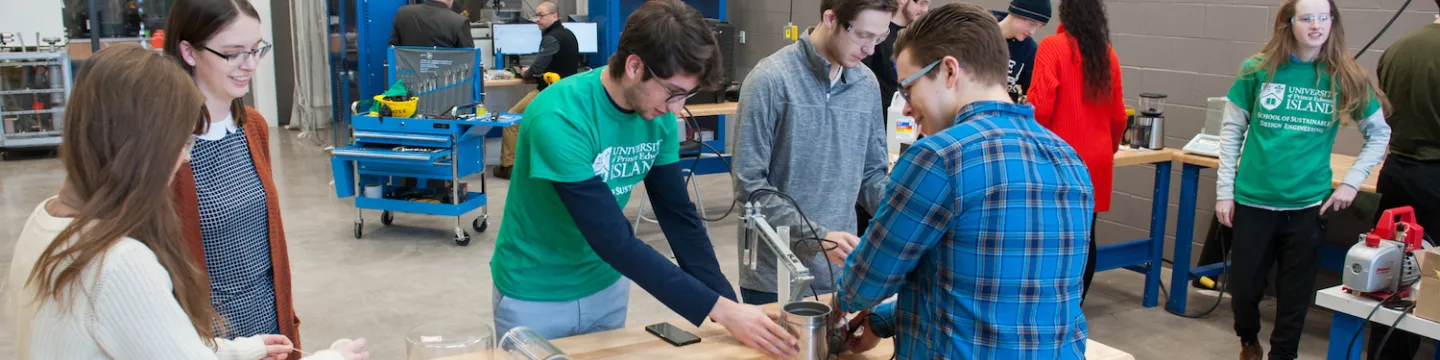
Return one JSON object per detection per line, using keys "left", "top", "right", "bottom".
{"left": 0, "top": 51, "right": 71, "bottom": 157}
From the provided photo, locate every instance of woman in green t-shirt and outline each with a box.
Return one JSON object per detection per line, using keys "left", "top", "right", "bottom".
{"left": 1214, "top": 0, "right": 1393, "bottom": 359}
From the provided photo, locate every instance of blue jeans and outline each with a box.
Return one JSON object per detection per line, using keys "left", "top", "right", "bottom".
{"left": 492, "top": 277, "right": 631, "bottom": 340}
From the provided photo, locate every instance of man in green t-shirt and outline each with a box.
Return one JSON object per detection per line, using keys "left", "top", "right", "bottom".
{"left": 488, "top": 0, "right": 797, "bottom": 357}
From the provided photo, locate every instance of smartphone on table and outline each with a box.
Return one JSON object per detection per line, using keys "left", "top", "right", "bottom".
{"left": 645, "top": 322, "right": 702, "bottom": 347}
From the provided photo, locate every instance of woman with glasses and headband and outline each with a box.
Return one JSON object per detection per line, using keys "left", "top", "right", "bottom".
{"left": 6, "top": 44, "right": 368, "bottom": 360}
{"left": 1214, "top": 0, "right": 1391, "bottom": 358}
{"left": 1025, "top": 0, "right": 1127, "bottom": 305}
{"left": 162, "top": 0, "right": 301, "bottom": 351}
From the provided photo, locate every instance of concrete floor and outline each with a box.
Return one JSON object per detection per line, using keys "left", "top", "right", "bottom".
{"left": 0, "top": 131, "right": 1429, "bottom": 359}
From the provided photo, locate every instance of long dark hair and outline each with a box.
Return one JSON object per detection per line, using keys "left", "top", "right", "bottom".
{"left": 1059, "top": 0, "right": 1114, "bottom": 102}
{"left": 163, "top": 0, "right": 261, "bottom": 126}
{"left": 27, "top": 44, "right": 217, "bottom": 344}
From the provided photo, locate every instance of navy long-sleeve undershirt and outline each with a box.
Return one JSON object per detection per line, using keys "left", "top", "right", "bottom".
{"left": 551, "top": 162, "right": 737, "bottom": 326}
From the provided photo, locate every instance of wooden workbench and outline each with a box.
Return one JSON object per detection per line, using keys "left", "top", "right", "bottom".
{"left": 1115, "top": 148, "right": 1181, "bottom": 167}
{"left": 686, "top": 102, "right": 740, "bottom": 117}
{"left": 484, "top": 78, "right": 527, "bottom": 87}
{"left": 1172, "top": 151, "right": 1382, "bottom": 193}
{"left": 547, "top": 300, "right": 1134, "bottom": 360}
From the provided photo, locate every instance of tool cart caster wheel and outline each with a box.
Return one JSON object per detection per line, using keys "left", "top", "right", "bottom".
{"left": 455, "top": 232, "right": 471, "bottom": 246}
{"left": 353, "top": 221, "right": 363, "bottom": 239}
{"left": 473, "top": 216, "right": 489, "bottom": 233}
{"left": 381, "top": 211, "right": 394, "bottom": 226}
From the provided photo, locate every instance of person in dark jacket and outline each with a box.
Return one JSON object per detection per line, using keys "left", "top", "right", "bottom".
{"left": 495, "top": 1, "right": 582, "bottom": 179}
{"left": 992, "top": 0, "right": 1051, "bottom": 104}
{"left": 389, "top": 0, "right": 473, "bottom": 48}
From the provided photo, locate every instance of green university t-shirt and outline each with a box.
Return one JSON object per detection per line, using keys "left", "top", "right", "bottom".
{"left": 1226, "top": 56, "right": 1380, "bottom": 208}
{"left": 491, "top": 67, "right": 680, "bottom": 301}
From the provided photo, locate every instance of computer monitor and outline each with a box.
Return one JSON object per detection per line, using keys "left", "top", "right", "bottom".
{"left": 563, "top": 22, "right": 598, "bottom": 54}
{"left": 493, "top": 23, "right": 541, "bottom": 55}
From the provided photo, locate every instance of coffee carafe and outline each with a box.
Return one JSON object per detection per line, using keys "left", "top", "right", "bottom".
{"left": 1131, "top": 93, "right": 1168, "bottom": 150}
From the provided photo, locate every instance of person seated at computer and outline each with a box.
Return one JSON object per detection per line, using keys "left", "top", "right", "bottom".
{"left": 494, "top": 0, "right": 581, "bottom": 180}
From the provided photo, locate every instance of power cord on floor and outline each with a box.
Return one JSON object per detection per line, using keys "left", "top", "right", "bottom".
{"left": 1156, "top": 223, "right": 1230, "bottom": 319}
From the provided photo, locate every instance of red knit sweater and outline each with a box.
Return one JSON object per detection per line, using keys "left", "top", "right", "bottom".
{"left": 1029, "top": 25, "right": 1128, "bottom": 212}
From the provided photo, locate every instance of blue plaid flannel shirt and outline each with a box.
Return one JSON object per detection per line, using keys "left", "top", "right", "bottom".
{"left": 837, "top": 101, "right": 1094, "bottom": 359}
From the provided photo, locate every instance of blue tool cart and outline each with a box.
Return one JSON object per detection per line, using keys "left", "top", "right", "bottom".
{"left": 331, "top": 46, "right": 517, "bottom": 245}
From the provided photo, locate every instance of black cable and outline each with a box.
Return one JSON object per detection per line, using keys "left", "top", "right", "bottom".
{"left": 747, "top": 188, "right": 837, "bottom": 304}
{"left": 1355, "top": 0, "right": 1413, "bottom": 59}
{"left": 1348, "top": 292, "right": 1403, "bottom": 360}
{"left": 678, "top": 106, "right": 740, "bottom": 222}
{"left": 1156, "top": 221, "right": 1230, "bottom": 319}
{"left": 1373, "top": 311, "right": 1409, "bottom": 359}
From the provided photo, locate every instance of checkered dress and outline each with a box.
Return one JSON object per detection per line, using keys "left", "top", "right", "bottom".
{"left": 189, "top": 126, "right": 280, "bottom": 338}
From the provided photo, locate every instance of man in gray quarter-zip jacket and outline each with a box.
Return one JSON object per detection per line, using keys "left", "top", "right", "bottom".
{"left": 732, "top": 0, "right": 895, "bottom": 305}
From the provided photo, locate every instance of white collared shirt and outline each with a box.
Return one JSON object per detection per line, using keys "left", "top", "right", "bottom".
{"left": 197, "top": 113, "right": 238, "bottom": 141}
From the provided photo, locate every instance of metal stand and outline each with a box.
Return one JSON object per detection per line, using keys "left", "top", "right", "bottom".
{"left": 741, "top": 202, "right": 813, "bottom": 304}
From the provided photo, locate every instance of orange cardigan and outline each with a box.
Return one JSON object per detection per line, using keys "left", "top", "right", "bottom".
{"left": 1029, "top": 25, "right": 1128, "bottom": 212}
{"left": 171, "top": 107, "right": 300, "bottom": 349}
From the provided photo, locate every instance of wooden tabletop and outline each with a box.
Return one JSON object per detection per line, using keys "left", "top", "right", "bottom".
{"left": 1114, "top": 148, "right": 1181, "bottom": 167}
{"left": 1174, "top": 152, "right": 1382, "bottom": 193}
{"left": 485, "top": 78, "right": 527, "bottom": 87}
{"left": 550, "top": 299, "right": 892, "bottom": 360}
{"left": 687, "top": 102, "right": 740, "bottom": 117}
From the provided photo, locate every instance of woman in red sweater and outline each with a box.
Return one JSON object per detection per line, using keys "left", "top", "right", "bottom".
{"left": 1027, "top": 0, "right": 1127, "bottom": 303}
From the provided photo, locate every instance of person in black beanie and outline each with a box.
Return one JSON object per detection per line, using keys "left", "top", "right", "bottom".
{"left": 991, "top": 0, "right": 1051, "bottom": 104}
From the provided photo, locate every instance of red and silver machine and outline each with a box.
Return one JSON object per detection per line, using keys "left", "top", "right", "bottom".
{"left": 1343, "top": 207, "right": 1428, "bottom": 299}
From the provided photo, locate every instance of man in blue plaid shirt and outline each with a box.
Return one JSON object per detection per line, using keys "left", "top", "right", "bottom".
{"left": 835, "top": 4, "right": 1094, "bottom": 359}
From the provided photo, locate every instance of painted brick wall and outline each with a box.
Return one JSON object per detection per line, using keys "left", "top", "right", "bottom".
{"left": 725, "top": 0, "right": 1439, "bottom": 265}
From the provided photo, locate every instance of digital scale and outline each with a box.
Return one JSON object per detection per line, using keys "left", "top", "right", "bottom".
{"left": 1182, "top": 97, "right": 1229, "bottom": 158}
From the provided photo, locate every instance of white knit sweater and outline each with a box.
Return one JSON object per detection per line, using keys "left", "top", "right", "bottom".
{"left": 6, "top": 199, "right": 342, "bottom": 360}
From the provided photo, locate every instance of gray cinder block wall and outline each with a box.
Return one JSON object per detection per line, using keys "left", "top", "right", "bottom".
{"left": 725, "top": 0, "right": 1439, "bottom": 265}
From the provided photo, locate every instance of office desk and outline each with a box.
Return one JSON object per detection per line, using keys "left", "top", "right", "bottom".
{"left": 1316, "top": 286, "right": 1440, "bottom": 359}
{"left": 1167, "top": 152, "right": 1384, "bottom": 313}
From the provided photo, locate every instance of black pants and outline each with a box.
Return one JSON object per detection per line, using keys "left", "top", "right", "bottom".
{"left": 856, "top": 203, "right": 872, "bottom": 237}
{"left": 1367, "top": 156, "right": 1440, "bottom": 360}
{"left": 1083, "top": 213, "right": 1097, "bottom": 304}
{"left": 1230, "top": 204, "right": 1326, "bottom": 360}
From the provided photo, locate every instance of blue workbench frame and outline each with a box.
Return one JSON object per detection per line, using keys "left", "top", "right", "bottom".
{"left": 1095, "top": 159, "right": 1172, "bottom": 308}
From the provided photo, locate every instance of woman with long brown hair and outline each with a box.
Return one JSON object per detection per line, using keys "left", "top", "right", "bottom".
{"left": 1026, "top": 0, "right": 1128, "bottom": 304}
{"left": 5, "top": 44, "right": 366, "bottom": 359}
{"left": 163, "top": 0, "right": 299, "bottom": 344}
{"left": 1214, "top": 0, "right": 1391, "bottom": 358}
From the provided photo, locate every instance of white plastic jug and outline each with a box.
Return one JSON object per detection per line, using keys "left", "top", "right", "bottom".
{"left": 886, "top": 92, "right": 918, "bottom": 155}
